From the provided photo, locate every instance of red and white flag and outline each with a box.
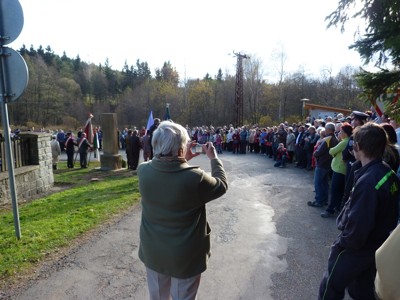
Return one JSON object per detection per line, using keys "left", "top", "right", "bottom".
{"left": 84, "top": 113, "right": 94, "bottom": 144}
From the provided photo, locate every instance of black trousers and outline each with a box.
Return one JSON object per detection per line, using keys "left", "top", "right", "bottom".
{"left": 131, "top": 151, "right": 140, "bottom": 170}
{"left": 67, "top": 151, "right": 74, "bottom": 168}
{"left": 319, "top": 242, "right": 376, "bottom": 300}
{"left": 79, "top": 152, "right": 88, "bottom": 168}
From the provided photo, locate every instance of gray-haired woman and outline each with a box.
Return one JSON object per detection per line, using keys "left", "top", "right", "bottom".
{"left": 137, "top": 121, "right": 228, "bottom": 300}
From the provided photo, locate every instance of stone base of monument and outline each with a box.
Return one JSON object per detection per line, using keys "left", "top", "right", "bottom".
{"left": 100, "top": 154, "right": 122, "bottom": 171}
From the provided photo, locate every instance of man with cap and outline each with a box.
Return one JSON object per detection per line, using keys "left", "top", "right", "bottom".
{"left": 352, "top": 110, "right": 370, "bottom": 123}
{"left": 342, "top": 111, "right": 369, "bottom": 181}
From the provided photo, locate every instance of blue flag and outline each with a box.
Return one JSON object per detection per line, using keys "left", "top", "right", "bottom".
{"left": 146, "top": 111, "right": 154, "bottom": 131}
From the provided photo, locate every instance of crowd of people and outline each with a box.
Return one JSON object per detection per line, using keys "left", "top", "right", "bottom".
{"left": 184, "top": 112, "right": 400, "bottom": 220}
{"left": 51, "top": 126, "right": 103, "bottom": 169}
{"left": 167, "top": 111, "right": 400, "bottom": 299}
{"left": 136, "top": 113, "right": 400, "bottom": 300}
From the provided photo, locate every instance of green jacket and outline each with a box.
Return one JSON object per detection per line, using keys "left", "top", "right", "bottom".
{"left": 138, "top": 157, "right": 228, "bottom": 278}
{"left": 329, "top": 137, "right": 349, "bottom": 175}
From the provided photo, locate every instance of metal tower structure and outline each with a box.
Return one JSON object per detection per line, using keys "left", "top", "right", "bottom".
{"left": 233, "top": 52, "right": 249, "bottom": 127}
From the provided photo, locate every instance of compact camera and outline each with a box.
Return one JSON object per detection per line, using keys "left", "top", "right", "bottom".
{"left": 192, "top": 144, "right": 205, "bottom": 154}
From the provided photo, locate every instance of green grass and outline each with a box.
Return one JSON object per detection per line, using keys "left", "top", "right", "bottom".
{"left": 0, "top": 161, "right": 140, "bottom": 284}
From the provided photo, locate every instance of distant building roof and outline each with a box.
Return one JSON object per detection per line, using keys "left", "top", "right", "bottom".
{"left": 304, "top": 103, "right": 352, "bottom": 115}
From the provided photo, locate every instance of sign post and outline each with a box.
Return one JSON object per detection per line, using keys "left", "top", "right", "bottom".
{"left": 0, "top": 0, "right": 29, "bottom": 239}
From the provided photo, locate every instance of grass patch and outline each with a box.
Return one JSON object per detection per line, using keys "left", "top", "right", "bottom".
{"left": 0, "top": 161, "right": 140, "bottom": 284}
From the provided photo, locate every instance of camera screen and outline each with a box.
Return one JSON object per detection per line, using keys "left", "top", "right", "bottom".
{"left": 192, "top": 144, "right": 204, "bottom": 153}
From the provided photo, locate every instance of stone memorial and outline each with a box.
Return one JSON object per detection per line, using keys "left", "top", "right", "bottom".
{"left": 100, "top": 113, "right": 122, "bottom": 170}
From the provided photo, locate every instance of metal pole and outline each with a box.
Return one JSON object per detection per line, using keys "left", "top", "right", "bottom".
{"left": 300, "top": 98, "right": 310, "bottom": 122}
{"left": 74, "top": 150, "right": 78, "bottom": 165}
{"left": 87, "top": 150, "right": 91, "bottom": 166}
{"left": 233, "top": 52, "right": 249, "bottom": 127}
{"left": 0, "top": 49, "right": 21, "bottom": 239}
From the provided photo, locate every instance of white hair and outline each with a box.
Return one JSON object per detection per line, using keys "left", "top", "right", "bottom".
{"left": 152, "top": 121, "right": 190, "bottom": 157}
{"left": 325, "top": 122, "right": 335, "bottom": 132}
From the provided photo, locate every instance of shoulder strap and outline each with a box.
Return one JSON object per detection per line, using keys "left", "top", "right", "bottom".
{"left": 325, "top": 136, "right": 332, "bottom": 148}
{"left": 78, "top": 138, "right": 87, "bottom": 148}
{"left": 375, "top": 170, "right": 396, "bottom": 190}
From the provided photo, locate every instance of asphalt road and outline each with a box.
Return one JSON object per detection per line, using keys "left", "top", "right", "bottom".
{"left": 10, "top": 150, "right": 350, "bottom": 300}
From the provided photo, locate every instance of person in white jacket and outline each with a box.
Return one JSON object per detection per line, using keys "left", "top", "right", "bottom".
{"left": 50, "top": 135, "right": 61, "bottom": 170}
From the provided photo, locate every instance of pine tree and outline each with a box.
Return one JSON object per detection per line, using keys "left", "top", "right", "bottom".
{"left": 327, "top": 0, "right": 400, "bottom": 119}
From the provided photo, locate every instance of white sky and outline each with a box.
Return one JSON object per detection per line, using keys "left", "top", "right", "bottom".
{"left": 11, "top": 0, "right": 367, "bottom": 81}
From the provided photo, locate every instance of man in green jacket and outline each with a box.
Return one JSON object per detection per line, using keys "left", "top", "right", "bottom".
{"left": 138, "top": 121, "right": 228, "bottom": 300}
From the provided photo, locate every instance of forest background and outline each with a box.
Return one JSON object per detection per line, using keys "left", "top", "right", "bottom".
{"left": 5, "top": 45, "right": 366, "bottom": 131}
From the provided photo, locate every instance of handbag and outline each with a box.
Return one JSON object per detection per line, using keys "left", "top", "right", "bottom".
{"left": 375, "top": 224, "right": 400, "bottom": 300}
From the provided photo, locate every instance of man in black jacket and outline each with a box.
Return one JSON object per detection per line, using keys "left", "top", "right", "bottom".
{"left": 78, "top": 132, "right": 92, "bottom": 168}
{"left": 65, "top": 132, "right": 76, "bottom": 168}
{"left": 148, "top": 118, "right": 160, "bottom": 159}
{"left": 129, "top": 130, "right": 141, "bottom": 170}
{"left": 295, "top": 125, "right": 306, "bottom": 168}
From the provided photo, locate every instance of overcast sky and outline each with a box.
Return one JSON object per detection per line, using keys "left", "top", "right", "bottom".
{"left": 11, "top": 0, "right": 368, "bottom": 81}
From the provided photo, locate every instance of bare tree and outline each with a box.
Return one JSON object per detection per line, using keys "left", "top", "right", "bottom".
{"left": 271, "top": 42, "right": 288, "bottom": 121}
{"left": 243, "top": 55, "right": 265, "bottom": 125}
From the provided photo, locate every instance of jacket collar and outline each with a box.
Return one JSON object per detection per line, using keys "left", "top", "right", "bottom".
{"left": 149, "top": 157, "right": 198, "bottom": 172}
{"left": 354, "top": 158, "right": 382, "bottom": 179}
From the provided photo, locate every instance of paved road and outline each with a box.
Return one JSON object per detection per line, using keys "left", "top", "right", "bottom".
{"left": 12, "top": 151, "right": 349, "bottom": 299}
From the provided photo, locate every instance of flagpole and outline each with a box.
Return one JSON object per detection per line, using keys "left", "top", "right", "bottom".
{"left": 74, "top": 151, "right": 79, "bottom": 164}
{"left": 164, "top": 103, "right": 171, "bottom": 120}
{"left": 88, "top": 150, "right": 92, "bottom": 166}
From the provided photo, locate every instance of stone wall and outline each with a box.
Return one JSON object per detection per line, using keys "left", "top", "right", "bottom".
{"left": 0, "top": 132, "right": 54, "bottom": 206}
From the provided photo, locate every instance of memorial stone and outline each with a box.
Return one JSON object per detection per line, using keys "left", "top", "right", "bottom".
{"left": 100, "top": 113, "right": 122, "bottom": 170}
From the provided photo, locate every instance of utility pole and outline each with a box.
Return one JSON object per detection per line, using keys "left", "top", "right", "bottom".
{"left": 233, "top": 51, "right": 249, "bottom": 127}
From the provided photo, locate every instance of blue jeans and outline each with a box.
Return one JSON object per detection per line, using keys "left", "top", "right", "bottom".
{"left": 326, "top": 171, "right": 345, "bottom": 213}
{"left": 274, "top": 155, "right": 287, "bottom": 167}
{"left": 314, "top": 167, "right": 330, "bottom": 205}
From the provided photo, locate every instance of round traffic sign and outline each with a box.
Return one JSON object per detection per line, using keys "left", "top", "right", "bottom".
{"left": 0, "top": 47, "right": 29, "bottom": 102}
{"left": 0, "top": 0, "right": 24, "bottom": 45}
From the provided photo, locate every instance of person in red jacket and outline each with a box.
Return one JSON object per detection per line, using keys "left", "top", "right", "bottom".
{"left": 274, "top": 143, "right": 289, "bottom": 168}
{"left": 232, "top": 129, "right": 240, "bottom": 154}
